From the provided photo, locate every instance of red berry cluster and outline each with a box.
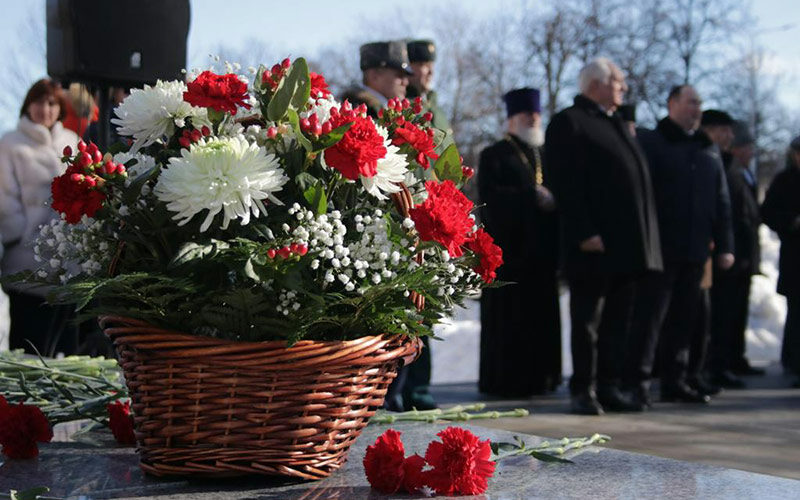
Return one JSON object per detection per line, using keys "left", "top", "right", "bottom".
{"left": 461, "top": 165, "right": 475, "bottom": 179}
{"left": 266, "top": 242, "right": 308, "bottom": 259}
{"left": 299, "top": 112, "right": 332, "bottom": 137}
{"left": 178, "top": 125, "right": 211, "bottom": 149}
{"left": 261, "top": 58, "right": 292, "bottom": 92}
{"left": 68, "top": 141, "right": 127, "bottom": 179}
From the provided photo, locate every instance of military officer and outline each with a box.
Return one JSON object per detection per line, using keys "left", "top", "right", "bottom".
{"left": 340, "top": 40, "right": 412, "bottom": 119}
{"left": 406, "top": 39, "right": 454, "bottom": 150}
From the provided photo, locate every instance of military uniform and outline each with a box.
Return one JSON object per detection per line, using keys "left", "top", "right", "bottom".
{"left": 406, "top": 40, "right": 453, "bottom": 152}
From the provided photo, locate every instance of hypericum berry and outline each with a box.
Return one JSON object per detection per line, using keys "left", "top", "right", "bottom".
{"left": 321, "top": 122, "right": 332, "bottom": 135}
{"left": 77, "top": 153, "right": 92, "bottom": 168}
{"left": 423, "top": 112, "right": 433, "bottom": 122}
{"left": 267, "top": 248, "right": 277, "bottom": 259}
{"left": 62, "top": 145, "right": 72, "bottom": 157}
{"left": 296, "top": 244, "right": 308, "bottom": 256}
{"left": 103, "top": 160, "right": 115, "bottom": 175}
{"left": 462, "top": 166, "right": 475, "bottom": 179}
{"left": 277, "top": 246, "right": 291, "bottom": 259}
{"left": 179, "top": 136, "right": 191, "bottom": 149}
{"left": 77, "top": 140, "right": 87, "bottom": 153}
{"left": 281, "top": 57, "right": 291, "bottom": 69}
{"left": 401, "top": 98, "right": 410, "bottom": 109}
{"left": 190, "top": 129, "right": 202, "bottom": 142}
{"left": 201, "top": 125, "right": 211, "bottom": 136}
{"left": 92, "top": 149, "right": 103, "bottom": 163}
{"left": 412, "top": 104, "right": 422, "bottom": 114}
{"left": 266, "top": 126, "right": 278, "bottom": 139}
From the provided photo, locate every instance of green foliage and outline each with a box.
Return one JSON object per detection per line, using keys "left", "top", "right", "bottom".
{"left": 433, "top": 143, "right": 463, "bottom": 184}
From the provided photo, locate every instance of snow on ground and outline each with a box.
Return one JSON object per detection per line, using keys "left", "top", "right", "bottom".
{"left": 431, "top": 227, "right": 786, "bottom": 384}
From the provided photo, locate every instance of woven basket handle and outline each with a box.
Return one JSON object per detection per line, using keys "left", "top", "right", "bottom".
{"left": 390, "top": 183, "right": 425, "bottom": 311}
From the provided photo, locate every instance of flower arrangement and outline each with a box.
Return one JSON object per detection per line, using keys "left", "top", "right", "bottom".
{"left": 20, "top": 57, "right": 502, "bottom": 344}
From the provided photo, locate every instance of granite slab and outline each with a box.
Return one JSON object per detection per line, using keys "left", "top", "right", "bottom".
{"left": 0, "top": 422, "right": 798, "bottom": 499}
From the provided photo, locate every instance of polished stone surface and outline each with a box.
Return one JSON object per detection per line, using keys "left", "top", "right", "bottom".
{"left": 1, "top": 422, "right": 798, "bottom": 499}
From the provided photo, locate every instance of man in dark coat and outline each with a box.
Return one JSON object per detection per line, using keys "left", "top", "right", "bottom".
{"left": 626, "top": 85, "right": 735, "bottom": 405}
{"left": 546, "top": 58, "right": 662, "bottom": 415}
{"left": 710, "top": 121, "right": 765, "bottom": 385}
{"left": 761, "top": 136, "right": 800, "bottom": 387}
{"left": 340, "top": 40, "right": 412, "bottom": 119}
{"left": 478, "top": 88, "right": 561, "bottom": 397}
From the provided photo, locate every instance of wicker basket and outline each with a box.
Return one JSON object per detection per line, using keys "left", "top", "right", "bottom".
{"left": 101, "top": 315, "right": 422, "bottom": 479}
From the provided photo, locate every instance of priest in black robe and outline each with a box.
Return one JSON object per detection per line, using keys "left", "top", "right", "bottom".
{"left": 477, "top": 88, "right": 561, "bottom": 397}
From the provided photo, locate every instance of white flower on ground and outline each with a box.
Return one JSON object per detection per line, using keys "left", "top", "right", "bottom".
{"left": 112, "top": 80, "right": 211, "bottom": 152}
{"left": 360, "top": 125, "right": 407, "bottom": 200}
{"left": 154, "top": 135, "right": 288, "bottom": 232}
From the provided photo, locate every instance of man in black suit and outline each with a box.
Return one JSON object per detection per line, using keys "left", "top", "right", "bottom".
{"left": 546, "top": 58, "right": 662, "bottom": 415}
{"left": 626, "top": 85, "right": 735, "bottom": 406}
{"left": 710, "top": 122, "right": 764, "bottom": 384}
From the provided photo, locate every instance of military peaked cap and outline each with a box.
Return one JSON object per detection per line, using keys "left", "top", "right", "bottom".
{"left": 407, "top": 40, "right": 436, "bottom": 63}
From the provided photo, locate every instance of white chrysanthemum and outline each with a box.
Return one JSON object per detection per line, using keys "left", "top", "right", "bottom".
{"left": 154, "top": 135, "right": 288, "bottom": 232}
{"left": 112, "top": 80, "right": 211, "bottom": 152}
{"left": 360, "top": 125, "right": 407, "bottom": 200}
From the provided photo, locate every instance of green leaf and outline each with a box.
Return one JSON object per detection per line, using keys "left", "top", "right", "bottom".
{"left": 311, "top": 122, "right": 353, "bottom": 152}
{"left": 303, "top": 181, "right": 328, "bottom": 215}
{"left": 432, "top": 143, "right": 463, "bottom": 183}
{"left": 288, "top": 58, "right": 311, "bottom": 109}
{"left": 243, "top": 258, "right": 260, "bottom": 282}
{"left": 267, "top": 75, "right": 293, "bottom": 122}
{"left": 169, "top": 240, "right": 230, "bottom": 268}
{"left": 286, "top": 109, "right": 313, "bottom": 151}
{"left": 10, "top": 486, "right": 51, "bottom": 500}
{"left": 122, "top": 166, "right": 158, "bottom": 206}
{"left": 523, "top": 450, "right": 574, "bottom": 464}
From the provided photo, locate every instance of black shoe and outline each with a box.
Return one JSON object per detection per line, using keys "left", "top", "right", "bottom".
{"left": 731, "top": 363, "right": 766, "bottom": 376}
{"left": 792, "top": 378, "right": 800, "bottom": 389}
{"left": 571, "top": 391, "right": 604, "bottom": 415}
{"left": 688, "top": 377, "right": 722, "bottom": 396}
{"left": 661, "top": 383, "right": 711, "bottom": 404}
{"left": 631, "top": 386, "right": 653, "bottom": 409}
{"left": 597, "top": 386, "right": 645, "bottom": 412}
{"left": 404, "top": 395, "right": 438, "bottom": 411}
{"left": 710, "top": 370, "right": 745, "bottom": 389}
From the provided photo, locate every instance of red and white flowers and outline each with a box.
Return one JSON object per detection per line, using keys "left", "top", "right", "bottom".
{"left": 364, "top": 427, "right": 496, "bottom": 496}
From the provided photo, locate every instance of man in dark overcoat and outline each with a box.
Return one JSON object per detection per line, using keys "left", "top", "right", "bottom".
{"left": 478, "top": 88, "right": 561, "bottom": 397}
{"left": 546, "top": 58, "right": 662, "bottom": 415}
{"left": 761, "top": 136, "right": 800, "bottom": 387}
{"left": 340, "top": 40, "right": 412, "bottom": 119}
{"left": 406, "top": 39, "right": 454, "bottom": 151}
{"left": 626, "top": 85, "right": 734, "bottom": 405}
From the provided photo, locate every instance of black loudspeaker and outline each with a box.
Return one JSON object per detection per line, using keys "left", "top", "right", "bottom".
{"left": 47, "top": 0, "right": 191, "bottom": 87}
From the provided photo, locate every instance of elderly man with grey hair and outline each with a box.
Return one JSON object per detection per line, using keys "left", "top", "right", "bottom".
{"left": 545, "top": 57, "right": 662, "bottom": 415}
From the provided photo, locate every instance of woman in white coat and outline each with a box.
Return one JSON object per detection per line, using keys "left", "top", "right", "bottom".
{"left": 0, "top": 78, "right": 79, "bottom": 355}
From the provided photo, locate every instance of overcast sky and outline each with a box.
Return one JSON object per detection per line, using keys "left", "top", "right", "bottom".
{"left": 0, "top": 0, "right": 797, "bottom": 133}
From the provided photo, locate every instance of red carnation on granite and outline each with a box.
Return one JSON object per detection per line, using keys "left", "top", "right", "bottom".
{"left": 309, "top": 72, "right": 332, "bottom": 98}
{"left": 0, "top": 395, "right": 53, "bottom": 459}
{"left": 409, "top": 180, "right": 474, "bottom": 258}
{"left": 424, "top": 426, "right": 496, "bottom": 496}
{"left": 107, "top": 400, "right": 136, "bottom": 446}
{"left": 402, "top": 453, "right": 431, "bottom": 494}
{"left": 392, "top": 121, "right": 438, "bottom": 169}
{"left": 51, "top": 164, "right": 107, "bottom": 224}
{"left": 363, "top": 428, "right": 407, "bottom": 493}
{"left": 466, "top": 228, "right": 504, "bottom": 283}
{"left": 184, "top": 71, "right": 252, "bottom": 115}
{"left": 324, "top": 107, "right": 386, "bottom": 180}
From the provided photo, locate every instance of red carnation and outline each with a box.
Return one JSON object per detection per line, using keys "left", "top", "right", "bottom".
{"left": 107, "top": 400, "right": 136, "bottom": 446}
{"left": 402, "top": 453, "right": 430, "bottom": 494}
{"left": 423, "top": 426, "right": 496, "bottom": 496}
{"left": 184, "top": 71, "right": 252, "bottom": 115}
{"left": 309, "top": 72, "right": 332, "bottom": 98}
{"left": 363, "top": 429, "right": 406, "bottom": 493}
{"left": 0, "top": 395, "right": 53, "bottom": 459}
{"left": 392, "top": 121, "right": 439, "bottom": 169}
{"left": 51, "top": 165, "right": 107, "bottom": 224}
{"left": 466, "top": 228, "right": 504, "bottom": 283}
{"left": 409, "top": 180, "right": 474, "bottom": 257}
{"left": 324, "top": 110, "right": 386, "bottom": 180}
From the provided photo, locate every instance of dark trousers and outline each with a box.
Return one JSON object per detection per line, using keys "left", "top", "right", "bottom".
{"left": 782, "top": 294, "right": 800, "bottom": 374}
{"left": 7, "top": 290, "right": 77, "bottom": 356}
{"left": 688, "top": 288, "right": 711, "bottom": 380}
{"left": 710, "top": 271, "right": 752, "bottom": 372}
{"left": 402, "top": 336, "right": 433, "bottom": 409}
{"left": 568, "top": 272, "right": 636, "bottom": 395}
{"left": 625, "top": 262, "right": 704, "bottom": 390}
